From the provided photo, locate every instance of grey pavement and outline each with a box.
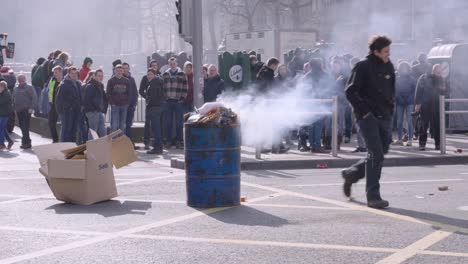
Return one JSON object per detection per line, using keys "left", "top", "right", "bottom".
{"left": 0, "top": 129, "right": 468, "bottom": 263}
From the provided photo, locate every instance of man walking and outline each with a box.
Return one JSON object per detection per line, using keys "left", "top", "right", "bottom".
{"left": 342, "top": 36, "right": 395, "bottom": 209}
{"left": 83, "top": 69, "right": 108, "bottom": 138}
{"left": 56, "top": 67, "right": 82, "bottom": 143}
{"left": 107, "top": 64, "right": 130, "bottom": 132}
{"left": 13, "top": 74, "right": 37, "bottom": 149}
{"left": 162, "top": 57, "right": 187, "bottom": 149}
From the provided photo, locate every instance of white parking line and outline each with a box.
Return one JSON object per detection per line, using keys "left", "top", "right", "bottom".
{"left": 115, "top": 174, "right": 184, "bottom": 186}
{"left": 289, "top": 179, "right": 464, "bottom": 187}
{"left": 376, "top": 230, "right": 453, "bottom": 264}
{"left": 249, "top": 203, "right": 352, "bottom": 210}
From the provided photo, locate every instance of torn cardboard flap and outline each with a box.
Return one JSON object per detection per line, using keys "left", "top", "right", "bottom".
{"left": 33, "top": 130, "right": 136, "bottom": 205}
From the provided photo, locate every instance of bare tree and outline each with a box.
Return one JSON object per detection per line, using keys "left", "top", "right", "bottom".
{"left": 218, "top": 0, "right": 263, "bottom": 31}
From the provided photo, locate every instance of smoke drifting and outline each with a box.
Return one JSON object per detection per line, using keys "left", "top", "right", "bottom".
{"left": 218, "top": 78, "right": 331, "bottom": 147}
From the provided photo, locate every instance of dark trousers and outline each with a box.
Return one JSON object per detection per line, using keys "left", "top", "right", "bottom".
{"left": 164, "top": 100, "right": 184, "bottom": 143}
{"left": 7, "top": 111, "right": 15, "bottom": 133}
{"left": 48, "top": 105, "right": 59, "bottom": 143}
{"left": 61, "top": 109, "right": 80, "bottom": 143}
{"left": 347, "top": 115, "right": 392, "bottom": 200}
{"left": 149, "top": 107, "right": 163, "bottom": 148}
{"left": 344, "top": 104, "right": 353, "bottom": 138}
{"left": 17, "top": 111, "right": 31, "bottom": 145}
{"left": 126, "top": 106, "right": 136, "bottom": 141}
{"left": 77, "top": 112, "right": 88, "bottom": 144}
{"left": 419, "top": 110, "right": 440, "bottom": 147}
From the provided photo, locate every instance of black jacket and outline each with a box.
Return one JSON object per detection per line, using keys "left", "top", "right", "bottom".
{"left": 256, "top": 66, "right": 275, "bottom": 94}
{"left": 55, "top": 77, "right": 82, "bottom": 113}
{"left": 415, "top": 74, "right": 447, "bottom": 113}
{"left": 203, "top": 75, "right": 225, "bottom": 103}
{"left": 146, "top": 76, "right": 165, "bottom": 110}
{"left": 0, "top": 89, "right": 12, "bottom": 117}
{"left": 83, "top": 79, "right": 108, "bottom": 114}
{"left": 345, "top": 54, "right": 395, "bottom": 120}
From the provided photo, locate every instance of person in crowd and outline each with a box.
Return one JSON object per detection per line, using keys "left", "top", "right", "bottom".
{"left": 1, "top": 67, "right": 17, "bottom": 133}
{"left": 139, "top": 60, "right": 160, "bottom": 150}
{"left": 183, "top": 61, "right": 194, "bottom": 113}
{"left": 346, "top": 57, "right": 367, "bottom": 153}
{"left": 288, "top": 48, "right": 306, "bottom": 78}
{"left": 145, "top": 68, "right": 165, "bottom": 155}
{"left": 275, "top": 64, "right": 290, "bottom": 84}
{"left": 250, "top": 55, "right": 264, "bottom": 83}
{"left": 47, "top": 50, "right": 63, "bottom": 79}
{"left": 53, "top": 52, "right": 69, "bottom": 70}
{"left": 256, "top": 57, "right": 280, "bottom": 94}
{"left": 298, "top": 62, "right": 312, "bottom": 152}
{"left": 203, "top": 65, "right": 225, "bottom": 103}
{"left": 342, "top": 36, "right": 395, "bottom": 209}
{"left": 79, "top": 57, "right": 93, "bottom": 82}
{"left": 202, "top": 65, "right": 209, "bottom": 81}
{"left": 47, "top": 66, "right": 63, "bottom": 143}
{"left": 112, "top": 59, "right": 122, "bottom": 76}
{"left": 303, "top": 58, "right": 332, "bottom": 154}
{"left": 162, "top": 57, "right": 187, "bottom": 149}
{"left": 56, "top": 67, "right": 82, "bottom": 142}
{"left": 415, "top": 64, "right": 447, "bottom": 151}
{"left": 83, "top": 69, "right": 107, "bottom": 138}
{"left": 13, "top": 73, "right": 37, "bottom": 149}
{"left": 323, "top": 58, "right": 346, "bottom": 150}
{"left": 0, "top": 81, "right": 13, "bottom": 150}
{"left": 393, "top": 61, "right": 417, "bottom": 147}
{"left": 31, "top": 57, "right": 46, "bottom": 116}
{"left": 122, "top": 62, "right": 139, "bottom": 146}
{"left": 107, "top": 64, "right": 130, "bottom": 133}
{"left": 32, "top": 51, "right": 55, "bottom": 93}
{"left": 412, "top": 53, "right": 432, "bottom": 80}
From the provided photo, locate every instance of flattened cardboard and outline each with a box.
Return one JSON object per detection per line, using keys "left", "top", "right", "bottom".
{"left": 34, "top": 130, "right": 135, "bottom": 205}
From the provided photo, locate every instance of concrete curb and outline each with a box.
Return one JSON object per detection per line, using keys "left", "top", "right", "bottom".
{"left": 171, "top": 155, "right": 468, "bottom": 171}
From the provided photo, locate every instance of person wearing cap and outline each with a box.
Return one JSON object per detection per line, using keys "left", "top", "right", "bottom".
{"left": 112, "top": 59, "right": 122, "bottom": 76}
{"left": 79, "top": 57, "right": 93, "bottom": 82}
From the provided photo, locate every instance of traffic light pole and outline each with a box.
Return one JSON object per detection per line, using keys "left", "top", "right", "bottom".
{"left": 192, "top": 1, "right": 203, "bottom": 108}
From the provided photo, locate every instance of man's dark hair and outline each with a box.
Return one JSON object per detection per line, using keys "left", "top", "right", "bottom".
{"left": 368, "top": 35, "right": 392, "bottom": 53}
{"left": 83, "top": 57, "right": 93, "bottom": 66}
{"left": 67, "top": 66, "right": 78, "bottom": 72}
{"left": 53, "top": 50, "right": 62, "bottom": 59}
{"left": 249, "top": 55, "right": 258, "bottom": 62}
{"left": 122, "top": 62, "right": 130, "bottom": 67}
{"left": 95, "top": 69, "right": 104, "bottom": 75}
{"left": 147, "top": 68, "right": 156, "bottom": 75}
{"left": 149, "top": 60, "right": 158, "bottom": 66}
{"left": 266, "top": 57, "right": 280, "bottom": 67}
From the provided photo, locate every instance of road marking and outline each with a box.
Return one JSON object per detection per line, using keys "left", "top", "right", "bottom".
{"left": 421, "top": 250, "right": 468, "bottom": 257}
{"left": 289, "top": 179, "right": 464, "bottom": 187}
{"left": 0, "top": 195, "right": 52, "bottom": 205}
{"left": 241, "top": 181, "right": 468, "bottom": 234}
{"left": 248, "top": 203, "right": 352, "bottom": 210}
{"left": 114, "top": 197, "right": 186, "bottom": 204}
{"left": 0, "top": 177, "right": 43, "bottom": 180}
{"left": 0, "top": 193, "right": 279, "bottom": 264}
{"left": 115, "top": 174, "right": 183, "bottom": 186}
{"left": 376, "top": 230, "right": 453, "bottom": 264}
{"left": 125, "top": 234, "right": 399, "bottom": 253}
{"left": 457, "top": 206, "right": 468, "bottom": 211}
{"left": 0, "top": 226, "right": 107, "bottom": 236}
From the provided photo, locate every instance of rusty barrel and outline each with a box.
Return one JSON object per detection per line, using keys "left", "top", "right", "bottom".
{"left": 184, "top": 124, "right": 241, "bottom": 208}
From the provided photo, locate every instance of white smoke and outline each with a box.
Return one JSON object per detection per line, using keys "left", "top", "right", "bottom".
{"left": 218, "top": 77, "right": 332, "bottom": 147}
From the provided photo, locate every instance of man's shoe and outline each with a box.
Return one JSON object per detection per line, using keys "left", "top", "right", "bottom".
{"left": 392, "top": 140, "right": 404, "bottom": 146}
{"left": 419, "top": 145, "right": 426, "bottom": 151}
{"left": 299, "top": 145, "right": 311, "bottom": 152}
{"left": 21, "top": 144, "right": 32, "bottom": 150}
{"left": 344, "top": 137, "right": 350, "bottom": 144}
{"left": 7, "top": 141, "right": 14, "bottom": 150}
{"left": 341, "top": 168, "right": 359, "bottom": 198}
{"left": 406, "top": 140, "right": 413, "bottom": 147}
{"left": 144, "top": 144, "right": 150, "bottom": 150}
{"left": 176, "top": 141, "right": 184, "bottom": 149}
{"left": 352, "top": 147, "right": 367, "bottom": 153}
{"left": 367, "top": 199, "right": 390, "bottom": 209}
{"left": 435, "top": 145, "right": 440, "bottom": 151}
{"left": 0, "top": 145, "right": 5, "bottom": 150}
{"left": 164, "top": 143, "right": 173, "bottom": 149}
{"left": 311, "top": 148, "right": 330, "bottom": 154}
{"left": 147, "top": 148, "right": 163, "bottom": 155}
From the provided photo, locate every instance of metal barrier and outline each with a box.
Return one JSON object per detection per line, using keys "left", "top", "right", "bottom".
{"left": 255, "top": 96, "right": 339, "bottom": 159}
{"left": 439, "top": 95, "right": 468, "bottom": 154}
{"left": 105, "top": 97, "right": 146, "bottom": 123}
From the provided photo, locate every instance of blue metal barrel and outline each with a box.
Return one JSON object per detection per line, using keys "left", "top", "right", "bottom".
{"left": 184, "top": 124, "right": 241, "bottom": 208}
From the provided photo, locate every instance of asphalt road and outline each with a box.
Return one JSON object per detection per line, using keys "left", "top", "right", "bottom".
{"left": 1, "top": 142, "right": 468, "bottom": 264}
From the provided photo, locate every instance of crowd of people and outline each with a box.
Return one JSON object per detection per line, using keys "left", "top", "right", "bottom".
{"left": 0, "top": 44, "right": 446, "bottom": 156}
{"left": 0, "top": 50, "right": 227, "bottom": 153}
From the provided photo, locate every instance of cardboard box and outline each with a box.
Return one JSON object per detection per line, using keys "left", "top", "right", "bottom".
{"left": 34, "top": 130, "right": 137, "bottom": 205}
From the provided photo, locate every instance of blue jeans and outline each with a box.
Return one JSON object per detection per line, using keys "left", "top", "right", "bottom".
{"left": 125, "top": 106, "right": 136, "bottom": 139}
{"left": 86, "top": 112, "right": 106, "bottom": 139}
{"left": 111, "top": 105, "right": 128, "bottom": 132}
{"left": 61, "top": 108, "right": 80, "bottom": 142}
{"left": 164, "top": 100, "right": 184, "bottom": 143}
{"left": 348, "top": 115, "right": 392, "bottom": 200}
{"left": 148, "top": 107, "right": 164, "bottom": 148}
{"left": 0, "top": 117, "right": 8, "bottom": 145}
{"left": 396, "top": 104, "right": 414, "bottom": 140}
{"left": 308, "top": 119, "right": 323, "bottom": 150}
